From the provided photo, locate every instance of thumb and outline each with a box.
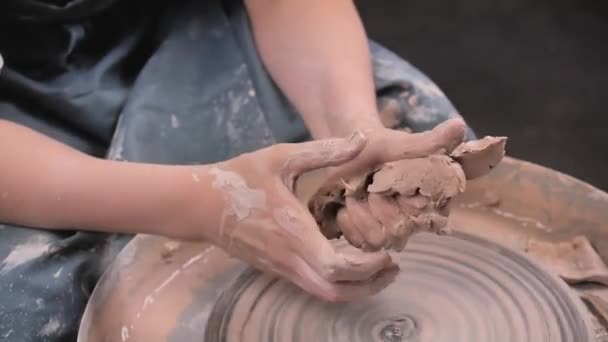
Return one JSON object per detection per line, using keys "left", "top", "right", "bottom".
{"left": 280, "top": 131, "right": 366, "bottom": 190}
{"left": 380, "top": 118, "right": 466, "bottom": 163}
{"left": 294, "top": 215, "right": 394, "bottom": 283}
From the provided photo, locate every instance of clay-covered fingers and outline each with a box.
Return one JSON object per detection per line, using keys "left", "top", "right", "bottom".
{"left": 377, "top": 118, "right": 466, "bottom": 163}
{"left": 325, "top": 246, "right": 394, "bottom": 282}
{"left": 336, "top": 208, "right": 366, "bottom": 248}
{"left": 367, "top": 194, "right": 407, "bottom": 250}
{"left": 337, "top": 193, "right": 432, "bottom": 252}
{"left": 287, "top": 212, "right": 394, "bottom": 282}
{"left": 327, "top": 265, "right": 399, "bottom": 302}
{"left": 322, "top": 264, "right": 399, "bottom": 302}
{"left": 288, "top": 255, "right": 399, "bottom": 302}
{"left": 266, "top": 192, "right": 396, "bottom": 301}
{"left": 279, "top": 131, "right": 366, "bottom": 190}
{"left": 342, "top": 196, "right": 386, "bottom": 251}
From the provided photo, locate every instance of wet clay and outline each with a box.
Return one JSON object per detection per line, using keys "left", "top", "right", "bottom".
{"left": 308, "top": 136, "right": 507, "bottom": 250}
{"left": 451, "top": 136, "right": 507, "bottom": 180}
{"left": 527, "top": 236, "right": 608, "bottom": 286}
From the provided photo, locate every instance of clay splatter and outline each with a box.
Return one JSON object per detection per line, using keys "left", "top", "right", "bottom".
{"left": 142, "top": 295, "right": 155, "bottom": 311}
{"left": 492, "top": 208, "right": 550, "bottom": 232}
{"left": 170, "top": 114, "right": 180, "bottom": 129}
{"left": 121, "top": 326, "right": 130, "bottom": 341}
{"left": 182, "top": 253, "right": 205, "bottom": 269}
{"left": 113, "top": 145, "right": 125, "bottom": 161}
{"left": 155, "top": 270, "right": 181, "bottom": 295}
{"left": 191, "top": 172, "right": 200, "bottom": 183}
{"left": 39, "top": 317, "right": 61, "bottom": 337}
{"left": 0, "top": 238, "right": 52, "bottom": 274}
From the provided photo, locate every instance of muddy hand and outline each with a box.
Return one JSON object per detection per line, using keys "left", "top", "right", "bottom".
{"left": 326, "top": 118, "right": 466, "bottom": 180}
{"left": 206, "top": 132, "right": 398, "bottom": 302}
{"left": 313, "top": 119, "right": 466, "bottom": 252}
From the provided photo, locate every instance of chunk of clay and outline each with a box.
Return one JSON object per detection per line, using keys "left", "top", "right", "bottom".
{"left": 527, "top": 236, "right": 608, "bottom": 286}
{"left": 308, "top": 135, "right": 507, "bottom": 249}
{"left": 368, "top": 155, "right": 465, "bottom": 202}
{"left": 450, "top": 136, "right": 507, "bottom": 180}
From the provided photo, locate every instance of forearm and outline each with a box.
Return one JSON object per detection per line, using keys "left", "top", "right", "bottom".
{"left": 0, "top": 120, "right": 218, "bottom": 239}
{"left": 245, "top": 0, "right": 383, "bottom": 139}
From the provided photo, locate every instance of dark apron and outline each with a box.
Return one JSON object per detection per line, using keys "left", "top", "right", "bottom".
{"left": 0, "top": 0, "right": 473, "bottom": 340}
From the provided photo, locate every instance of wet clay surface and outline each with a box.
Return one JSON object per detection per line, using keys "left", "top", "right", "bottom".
{"left": 78, "top": 157, "right": 607, "bottom": 342}
{"left": 308, "top": 136, "right": 506, "bottom": 250}
{"left": 526, "top": 236, "right": 608, "bottom": 286}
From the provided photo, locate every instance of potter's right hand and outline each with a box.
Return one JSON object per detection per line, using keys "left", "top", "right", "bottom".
{"left": 200, "top": 132, "right": 398, "bottom": 302}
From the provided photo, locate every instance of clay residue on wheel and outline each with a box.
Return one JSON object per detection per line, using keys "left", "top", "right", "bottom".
{"left": 527, "top": 235, "right": 608, "bottom": 286}
{"left": 450, "top": 136, "right": 507, "bottom": 180}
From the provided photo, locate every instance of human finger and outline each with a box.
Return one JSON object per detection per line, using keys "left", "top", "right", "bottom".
{"left": 279, "top": 131, "right": 366, "bottom": 190}
{"left": 344, "top": 196, "right": 386, "bottom": 251}
{"left": 367, "top": 193, "right": 405, "bottom": 249}
{"left": 285, "top": 255, "right": 399, "bottom": 302}
{"left": 336, "top": 208, "right": 366, "bottom": 248}
{"left": 376, "top": 118, "right": 466, "bottom": 163}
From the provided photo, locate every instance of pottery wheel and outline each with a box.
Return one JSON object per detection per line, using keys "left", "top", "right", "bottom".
{"left": 79, "top": 231, "right": 593, "bottom": 342}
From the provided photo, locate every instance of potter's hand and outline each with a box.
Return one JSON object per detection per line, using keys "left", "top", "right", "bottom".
{"left": 329, "top": 119, "right": 465, "bottom": 179}
{"left": 204, "top": 132, "right": 398, "bottom": 302}
{"left": 310, "top": 119, "right": 466, "bottom": 252}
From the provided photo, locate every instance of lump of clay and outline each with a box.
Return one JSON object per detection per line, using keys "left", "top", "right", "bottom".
{"left": 368, "top": 155, "right": 465, "bottom": 202}
{"left": 308, "top": 135, "right": 507, "bottom": 252}
{"left": 450, "top": 136, "right": 507, "bottom": 180}
{"left": 527, "top": 236, "right": 608, "bottom": 286}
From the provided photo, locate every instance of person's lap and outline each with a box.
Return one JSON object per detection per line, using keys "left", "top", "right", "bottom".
{"left": 0, "top": 0, "right": 471, "bottom": 340}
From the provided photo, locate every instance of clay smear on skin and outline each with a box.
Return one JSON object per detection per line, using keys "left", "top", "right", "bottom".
{"left": 209, "top": 167, "right": 267, "bottom": 221}
{"left": 274, "top": 207, "right": 305, "bottom": 233}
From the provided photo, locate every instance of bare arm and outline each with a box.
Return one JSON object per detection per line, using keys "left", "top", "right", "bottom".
{"left": 245, "top": 0, "right": 383, "bottom": 139}
{"left": 0, "top": 119, "right": 214, "bottom": 239}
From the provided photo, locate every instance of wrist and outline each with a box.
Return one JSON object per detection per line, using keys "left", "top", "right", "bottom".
{"left": 170, "top": 163, "right": 231, "bottom": 243}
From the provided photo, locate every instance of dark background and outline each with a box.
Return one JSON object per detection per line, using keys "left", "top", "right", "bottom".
{"left": 357, "top": 0, "right": 608, "bottom": 191}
